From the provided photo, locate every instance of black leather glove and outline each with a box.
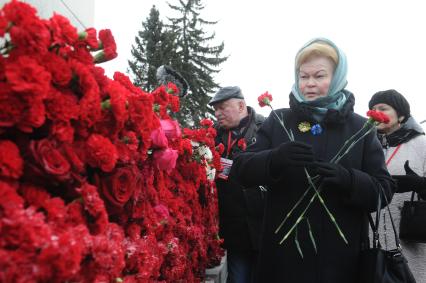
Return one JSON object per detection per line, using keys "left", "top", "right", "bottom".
{"left": 314, "top": 162, "right": 352, "bottom": 194}
{"left": 392, "top": 160, "right": 426, "bottom": 199}
{"left": 270, "top": 141, "right": 314, "bottom": 175}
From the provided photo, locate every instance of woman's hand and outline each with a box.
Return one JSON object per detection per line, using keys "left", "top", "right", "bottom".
{"left": 270, "top": 141, "right": 314, "bottom": 176}
{"left": 314, "top": 162, "right": 352, "bottom": 194}
{"left": 392, "top": 160, "right": 426, "bottom": 199}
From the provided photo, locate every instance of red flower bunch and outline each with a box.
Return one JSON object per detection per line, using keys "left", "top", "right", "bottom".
{"left": 0, "top": 1, "right": 223, "bottom": 281}
{"left": 258, "top": 91, "right": 273, "bottom": 107}
{"left": 367, "top": 110, "right": 390, "bottom": 124}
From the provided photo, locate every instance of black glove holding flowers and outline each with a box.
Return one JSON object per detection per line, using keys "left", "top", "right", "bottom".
{"left": 270, "top": 141, "right": 314, "bottom": 176}
{"left": 392, "top": 160, "right": 426, "bottom": 199}
{"left": 314, "top": 162, "right": 352, "bottom": 194}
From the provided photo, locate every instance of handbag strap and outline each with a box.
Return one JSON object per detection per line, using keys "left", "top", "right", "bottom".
{"left": 368, "top": 188, "right": 381, "bottom": 248}
{"left": 367, "top": 183, "right": 401, "bottom": 250}
{"left": 409, "top": 191, "right": 420, "bottom": 202}
{"left": 385, "top": 144, "right": 402, "bottom": 166}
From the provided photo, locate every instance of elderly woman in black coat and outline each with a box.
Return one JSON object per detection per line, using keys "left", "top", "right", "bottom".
{"left": 231, "top": 38, "right": 395, "bottom": 283}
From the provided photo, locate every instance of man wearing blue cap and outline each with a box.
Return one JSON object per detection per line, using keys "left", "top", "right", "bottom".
{"left": 209, "top": 86, "right": 266, "bottom": 283}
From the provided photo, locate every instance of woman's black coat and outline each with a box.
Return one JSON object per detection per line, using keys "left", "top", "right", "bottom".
{"left": 231, "top": 94, "right": 395, "bottom": 283}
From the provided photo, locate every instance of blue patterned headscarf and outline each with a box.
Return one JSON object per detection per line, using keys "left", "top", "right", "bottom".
{"left": 291, "top": 38, "right": 349, "bottom": 122}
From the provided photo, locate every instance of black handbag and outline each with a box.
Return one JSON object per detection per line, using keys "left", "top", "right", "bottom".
{"left": 359, "top": 186, "right": 416, "bottom": 283}
{"left": 399, "top": 191, "right": 426, "bottom": 243}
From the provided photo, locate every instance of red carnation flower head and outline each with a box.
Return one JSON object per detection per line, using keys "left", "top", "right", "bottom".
{"left": 367, "top": 110, "right": 390, "bottom": 124}
{"left": 200, "top": 119, "right": 214, "bottom": 128}
{"left": 166, "top": 82, "right": 180, "bottom": 95}
{"left": 169, "top": 94, "right": 180, "bottom": 112}
{"left": 94, "top": 29, "right": 117, "bottom": 63}
{"left": 237, "top": 138, "right": 247, "bottom": 151}
{"left": 49, "top": 13, "right": 78, "bottom": 45}
{"left": 2, "top": 0, "right": 38, "bottom": 25}
{"left": 180, "top": 138, "right": 193, "bottom": 155}
{"left": 79, "top": 27, "right": 99, "bottom": 49}
{"left": 0, "top": 140, "right": 23, "bottom": 179}
{"left": 216, "top": 143, "right": 225, "bottom": 155}
{"left": 5, "top": 55, "right": 51, "bottom": 98}
{"left": 258, "top": 91, "right": 273, "bottom": 107}
{"left": 86, "top": 134, "right": 118, "bottom": 172}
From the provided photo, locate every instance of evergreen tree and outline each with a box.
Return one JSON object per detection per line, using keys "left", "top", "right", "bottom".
{"left": 128, "top": 5, "right": 176, "bottom": 92}
{"left": 167, "top": 0, "right": 228, "bottom": 127}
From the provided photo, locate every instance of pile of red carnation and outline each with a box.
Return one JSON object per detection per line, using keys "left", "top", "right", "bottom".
{"left": 0, "top": 1, "right": 223, "bottom": 282}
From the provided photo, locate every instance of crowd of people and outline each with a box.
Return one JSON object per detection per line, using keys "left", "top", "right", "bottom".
{"left": 209, "top": 38, "right": 426, "bottom": 283}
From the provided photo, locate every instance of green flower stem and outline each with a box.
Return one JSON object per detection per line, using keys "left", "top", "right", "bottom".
{"left": 307, "top": 218, "right": 317, "bottom": 253}
{"left": 330, "top": 121, "right": 372, "bottom": 163}
{"left": 304, "top": 168, "right": 348, "bottom": 244}
{"left": 274, "top": 175, "right": 320, "bottom": 234}
{"left": 335, "top": 125, "right": 375, "bottom": 164}
{"left": 295, "top": 225, "right": 304, "bottom": 259}
{"left": 269, "top": 106, "right": 293, "bottom": 141}
{"left": 279, "top": 184, "right": 322, "bottom": 244}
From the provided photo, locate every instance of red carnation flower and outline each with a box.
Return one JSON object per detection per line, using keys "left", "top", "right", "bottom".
{"left": 50, "top": 120, "right": 75, "bottom": 143}
{"left": 5, "top": 55, "right": 51, "bottom": 98}
{"left": 2, "top": 0, "right": 38, "bottom": 25}
{"left": 86, "top": 134, "right": 118, "bottom": 172}
{"left": 167, "top": 82, "right": 179, "bottom": 95}
{"left": 169, "top": 95, "right": 180, "bottom": 112}
{"left": 0, "top": 83, "right": 24, "bottom": 127}
{"left": 258, "top": 91, "right": 273, "bottom": 107}
{"left": 45, "top": 88, "right": 79, "bottom": 122}
{"left": 0, "top": 16, "right": 7, "bottom": 37}
{"left": 8, "top": 18, "right": 51, "bottom": 56}
{"left": 42, "top": 52, "right": 72, "bottom": 87}
{"left": 180, "top": 138, "right": 193, "bottom": 155}
{"left": 94, "top": 29, "right": 117, "bottom": 63}
{"left": 0, "top": 140, "right": 23, "bottom": 179}
{"left": 237, "top": 138, "right": 247, "bottom": 151}
{"left": 77, "top": 182, "right": 109, "bottom": 235}
{"left": 80, "top": 27, "right": 99, "bottom": 49}
{"left": 367, "top": 110, "right": 390, "bottom": 124}
{"left": 216, "top": 143, "right": 225, "bottom": 155}
{"left": 49, "top": 13, "right": 78, "bottom": 45}
{"left": 200, "top": 119, "right": 214, "bottom": 127}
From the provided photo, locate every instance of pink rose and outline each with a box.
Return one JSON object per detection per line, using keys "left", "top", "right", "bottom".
{"left": 154, "top": 204, "right": 170, "bottom": 219}
{"left": 150, "top": 127, "right": 168, "bottom": 149}
{"left": 160, "top": 119, "right": 181, "bottom": 140}
{"left": 153, "top": 148, "right": 178, "bottom": 173}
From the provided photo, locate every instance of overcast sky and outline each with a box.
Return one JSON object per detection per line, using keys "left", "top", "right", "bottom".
{"left": 94, "top": 0, "right": 426, "bottom": 123}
